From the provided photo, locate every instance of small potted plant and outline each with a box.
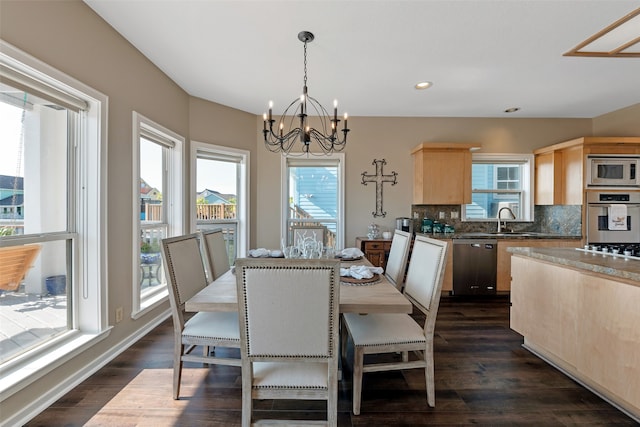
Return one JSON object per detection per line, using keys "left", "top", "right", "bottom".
{"left": 140, "top": 240, "right": 161, "bottom": 264}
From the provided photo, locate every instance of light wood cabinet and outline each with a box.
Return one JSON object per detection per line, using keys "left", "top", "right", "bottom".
{"left": 534, "top": 136, "right": 640, "bottom": 206}
{"left": 534, "top": 139, "right": 584, "bottom": 205}
{"left": 497, "top": 239, "right": 581, "bottom": 292}
{"left": 510, "top": 255, "right": 640, "bottom": 418}
{"left": 355, "top": 238, "right": 392, "bottom": 269}
{"left": 412, "top": 143, "right": 480, "bottom": 205}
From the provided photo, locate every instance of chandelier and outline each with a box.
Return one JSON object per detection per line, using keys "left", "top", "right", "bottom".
{"left": 263, "top": 31, "right": 349, "bottom": 155}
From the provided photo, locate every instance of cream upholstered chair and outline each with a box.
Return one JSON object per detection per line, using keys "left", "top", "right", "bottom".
{"left": 341, "top": 235, "right": 448, "bottom": 415}
{"left": 235, "top": 258, "right": 341, "bottom": 427}
{"left": 200, "top": 228, "right": 231, "bottom": 281}
{"left": 383, "top": 229, "right": 412, "bottom": 290}
{"left": 161, "top": 233, "right": 241, "bottom": 400}
{"left": 289, "top": 224, "right": 327, "bottom": 247}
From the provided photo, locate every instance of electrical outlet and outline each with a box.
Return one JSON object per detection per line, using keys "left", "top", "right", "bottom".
{"left": 439, "top": 211, "right": 446, "bottom": 219}
{"left": 115, "top": 307, "right": 124, "bottom": 323}
{"left": 451, "top": 211, "right": 459, "bottom": 219}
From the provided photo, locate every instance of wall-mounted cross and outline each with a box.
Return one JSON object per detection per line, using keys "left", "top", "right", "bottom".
{"left": 361, "top": 159, "right": 398, "bottom": 217}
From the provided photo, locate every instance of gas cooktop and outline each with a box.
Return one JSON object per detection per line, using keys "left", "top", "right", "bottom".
{"left": 577, "top": 243, "right": 640, "bottom": 261}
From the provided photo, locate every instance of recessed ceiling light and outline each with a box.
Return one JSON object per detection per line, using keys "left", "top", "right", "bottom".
{"left": 415, "top": 81, "right": 432, "bottom": 90}
{"left": 504, "top": 107, "right": 520, "bottom": 113}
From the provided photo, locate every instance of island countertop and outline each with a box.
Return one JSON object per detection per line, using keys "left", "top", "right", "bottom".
{"left": 508, "top": 246, "right": 640, "bottom": 285}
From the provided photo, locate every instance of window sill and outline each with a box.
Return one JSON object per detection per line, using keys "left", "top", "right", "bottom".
{"left": 132, "top": 288, "right": 168, "bottom": 320}
{"left": 0, "top": 328, "right": 112, "bottom": 400}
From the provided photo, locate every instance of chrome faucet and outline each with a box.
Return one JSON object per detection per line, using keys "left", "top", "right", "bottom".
{"left": 497, "top": 207, "right": 516, "bottom": 233}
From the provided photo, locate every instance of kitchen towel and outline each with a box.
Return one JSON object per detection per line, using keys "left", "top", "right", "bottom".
{"left": 608, "top": 204, "right": 627, "bottom": 230}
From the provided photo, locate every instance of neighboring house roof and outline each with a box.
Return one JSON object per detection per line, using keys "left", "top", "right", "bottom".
{"left": 0, "top": 194, "right": 24, "bottom": 206}
{"left": 0, "top": 175, "right": 24, "bottom": 191}
{"left": 198, "top": 189, "right": 235, "bottom": 204}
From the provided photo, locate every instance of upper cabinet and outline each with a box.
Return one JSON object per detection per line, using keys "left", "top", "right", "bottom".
{"left": 534, "top": 137, "right": 640, "bottom": 205}
{"left": 412, "top": 143, "right": 481, "bottom": 205}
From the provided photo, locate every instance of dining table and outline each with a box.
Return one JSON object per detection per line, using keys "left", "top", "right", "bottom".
{"left": 185, "top": 257, "right": 412, "bottom": 315}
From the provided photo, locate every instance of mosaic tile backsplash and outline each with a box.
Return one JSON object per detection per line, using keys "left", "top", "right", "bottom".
{"left": 410, "top": 204, "right": 582, "bottom": 236}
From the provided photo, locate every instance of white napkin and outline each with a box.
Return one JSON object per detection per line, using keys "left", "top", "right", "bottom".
{"left": 248, "top": 248, "right": 270, "bottom": 257}
{"left": 340, "top": 265, "right": 384, "bottom": 279}
{"left": 608, "top": 205, "right": 627, "bottom": 230}
{"left": 340, "top": 247, "right": 364, "bottom": 258}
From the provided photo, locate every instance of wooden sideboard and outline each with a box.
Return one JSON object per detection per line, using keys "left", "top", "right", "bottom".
{"left": 355, "top": 237, "right": 392, "bottom": 269}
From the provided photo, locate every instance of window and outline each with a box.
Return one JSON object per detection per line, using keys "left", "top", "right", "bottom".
{"left": 282, "top": 155, "right": 345, "bottom": 249}
{"left": 132, "top": 113, "right": 183, "bottom": 317}
{"left": 463, "top": 154, "right": 534, "bottom": 222}
{"left": 0, "top": 41, "right": 108, "bottom": 395}
{"left": 190, "top": 142, "right": 249, "bottom": 264}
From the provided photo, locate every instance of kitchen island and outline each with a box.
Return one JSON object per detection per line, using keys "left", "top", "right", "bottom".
{"left": 508, "top": 247, "right": 640, "bottom": 422}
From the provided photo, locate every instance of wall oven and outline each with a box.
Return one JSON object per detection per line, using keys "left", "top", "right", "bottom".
{"left": 587, "top": 156, "right": 640, "bottom": 187}
{"left": 586, "top": 192, "right": 640, "bottom": 245}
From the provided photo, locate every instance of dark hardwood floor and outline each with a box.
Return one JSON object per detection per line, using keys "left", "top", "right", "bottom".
{"left": 26, "top": 296, "right": 637, "bottom": 426}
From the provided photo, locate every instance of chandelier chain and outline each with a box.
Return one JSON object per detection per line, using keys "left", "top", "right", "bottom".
{"left": 303, "top": 41, "right": 308, "bottom": 87}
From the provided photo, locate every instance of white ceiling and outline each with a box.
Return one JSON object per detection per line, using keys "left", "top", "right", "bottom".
{"left": 84, "top": 0, "right": 640, "bottom": 119}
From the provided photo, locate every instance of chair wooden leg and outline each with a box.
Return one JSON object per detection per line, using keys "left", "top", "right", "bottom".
{"left": 352, "top": 346, "right": 364, "bottom": 415}
{"left": 340, "top": 318, "right": 348, "bottom": 364}
{"left": 402, "top": 350, "right": 409, "bottom": 362}
{"left": 425, "top": 342, "right": 435, "bottom": 407}
{"left": 241, "top": 366, "right": 253, "bottom": 427}
{"left": 173, "top": 346, "right": 183, "bottom": 400}
{"left": 328, "top": 365, "right": 338, "bottom": 427}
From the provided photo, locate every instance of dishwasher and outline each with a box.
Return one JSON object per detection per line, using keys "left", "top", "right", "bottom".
{"left": 452, "top": 239, "right": 497, "bottom": 295}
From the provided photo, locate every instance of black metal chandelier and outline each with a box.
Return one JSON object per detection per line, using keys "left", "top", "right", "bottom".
{"left": 263, "top": 31, "right": 349, "bottom": 155}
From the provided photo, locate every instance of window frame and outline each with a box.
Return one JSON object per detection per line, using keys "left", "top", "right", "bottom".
{"left": 281, "top": 154, "right": 345, "bottom": 249}
{"left": 131, "top": 112, "right": 184, "bottom": 318}
{"left": 189, "top": 141, "right": 250, "bottom": 259}
{"left": 0, "top": 40, "right": 109, "bottom": 398}
{"left": 462, "top": 153, "right": 534, "bottom": 222}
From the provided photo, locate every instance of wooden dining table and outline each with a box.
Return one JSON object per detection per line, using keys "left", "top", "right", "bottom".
{"left": 185, "top": 258, "right": 412, "bottom": 315}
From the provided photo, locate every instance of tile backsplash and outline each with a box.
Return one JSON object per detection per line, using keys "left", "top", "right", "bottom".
{"left": 410, "top": 204, "right": 582, "bottom": 236}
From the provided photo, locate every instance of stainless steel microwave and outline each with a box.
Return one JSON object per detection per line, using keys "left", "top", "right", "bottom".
{"left": 587, "top": 156, "right": 640, "bottom": 187}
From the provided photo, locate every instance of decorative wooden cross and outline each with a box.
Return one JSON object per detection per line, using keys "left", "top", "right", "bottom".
{"left": 361, "top": 159, "right": 398, "bottom": 218}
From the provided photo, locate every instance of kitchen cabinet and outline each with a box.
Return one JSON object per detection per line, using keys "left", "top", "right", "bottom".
{"left": 510, "top": 254, "right": 640, "bottom": 418}
{"left": 412, "top": 143, "right": 480, "bottom": 205}
{"left": 534, "top": 140, "right": 583, "bottom": 205}
{"left": 355, "top": 237, "right": 392, "bottom": 269}
{"left": 497, "top": 239, "right": 581, "bottom": 292}
{"left": 534, "top": 136, "right": 640, "bottom": 206}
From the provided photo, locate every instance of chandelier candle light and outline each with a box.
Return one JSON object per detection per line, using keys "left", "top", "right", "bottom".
{"left": 263, "top": 31, "right": 349, "bottom": 155}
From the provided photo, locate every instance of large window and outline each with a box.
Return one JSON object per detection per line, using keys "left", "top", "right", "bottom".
{"left": 282, "top": 155, "right": 345, "bottom": 249}
{"left": 191, "top": 142, "right": 249, "bottom": 265}
{"left": 132, "top": 113, "right": 183, "bottom": 317}
{"left": 463, "top": 154, "right": 534, "bottom": 222}
{"left": 0, "top": 41, "right": 107, "bottom": 396}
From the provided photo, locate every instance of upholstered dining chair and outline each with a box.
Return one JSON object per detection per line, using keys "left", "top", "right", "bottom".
{"left": 289, "top": 224, "right": 327, "bottom": 247}
{"left": 161, "top": 233, "right": 241, "bottom": 400}
{"left": 341, "top": 235, "right": 449, "bottom": 415}
{"left": 200, "top": 228, "right": 231, "bottom": 281}
{"left": 383, "top": 229, "right": 412, "bottom": 290}
{"left": 235, "top": 258, "right": 341, "bottom": 427}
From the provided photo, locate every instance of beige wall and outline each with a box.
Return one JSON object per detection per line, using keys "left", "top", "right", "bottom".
{"left": 255, "top": 116, "right": 593, "bottom": 248}
{"left": 1, "top": 1, "right": 187, "bottom": 421}
{"left": 0, "top": 0, "right": 638, "bottom": 422}
{"left": 592, "top": 103, "right": 640, "bottom": 136}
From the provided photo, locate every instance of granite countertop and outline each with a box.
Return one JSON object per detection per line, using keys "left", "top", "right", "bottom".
{"left": 416, "top": 232, "right": 582, "bottom": 240}
{"left": 508, "top": 246, "right": 640, "bottom": 285}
